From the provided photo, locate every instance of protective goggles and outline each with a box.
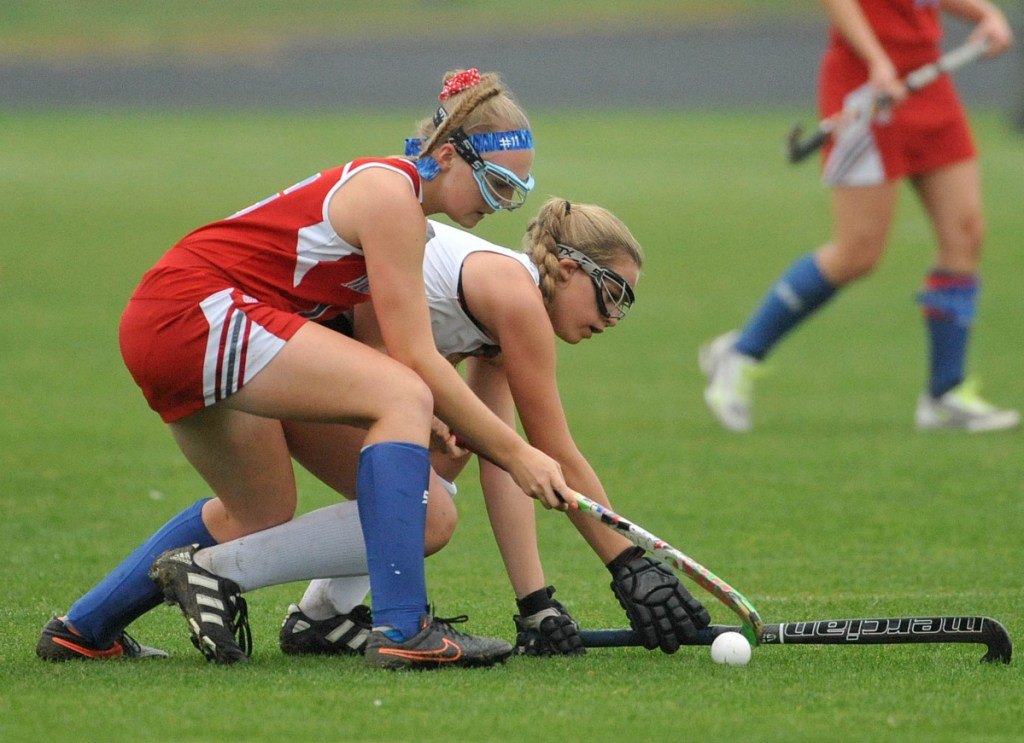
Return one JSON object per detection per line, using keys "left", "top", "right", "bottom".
{"left": 556, "top": 244, "right": 636, "bottom": 320}
{"left": 447, "top": 127, "right": 534, "bottom": 211}
{"left": 403, "top": 107, "right": 535, "bottom": 211}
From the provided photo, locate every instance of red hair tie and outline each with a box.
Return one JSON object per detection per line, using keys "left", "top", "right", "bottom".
{"left": 439, "top": 69, "right": 481, "bottom": 101}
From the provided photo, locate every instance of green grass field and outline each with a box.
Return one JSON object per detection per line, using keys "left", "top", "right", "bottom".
{"left": 1, "top": 108, "right": 1021, "bottom": 742}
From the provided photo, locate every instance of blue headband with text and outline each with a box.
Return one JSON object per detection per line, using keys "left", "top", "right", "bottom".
{"left": 404, "top": 129, "right": 534, "bottom": 181}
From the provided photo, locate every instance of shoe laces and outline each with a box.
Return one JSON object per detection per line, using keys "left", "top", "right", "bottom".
{"left": 429, "top": 610, "right": 473, "bottom": 639}
{"left": 230, "top": 594, "right": 253, "bottom": 657}
{"left": 716, "top": 353, "right": 761, "bottom": 401}
{"left": 345, "top": 604, "right": 373, "bottom": 629}
{"left": 117, "top": 630, "right": 143, "bottom": 656}
{"left": 946, "top": 378, "right": 996, "bottom": 413}
{"left": 734, "top": 359, "right": 761, "bottom": 397}
{"left": 434, "top": 613, "right": 469, "bottom": 625}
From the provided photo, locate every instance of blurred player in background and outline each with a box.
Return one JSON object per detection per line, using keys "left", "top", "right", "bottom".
{"left": 701, "top": 0, "right": 1018, "bottom": 433}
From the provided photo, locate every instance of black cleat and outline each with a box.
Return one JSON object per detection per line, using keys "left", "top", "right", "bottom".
{"left": 149, "top": 544, "right": 252, "bottom": 665}
{"left": 365, "top": 612, "right": 513, "bottom": 670}
{"left": 279, "top": 603, "right": 372, "bottom": 656}
{"left": 36, "top": 616, "right": 168, "bottom": 661}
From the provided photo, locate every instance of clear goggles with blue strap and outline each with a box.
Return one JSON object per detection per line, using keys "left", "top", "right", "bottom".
{"left": 448, "top": 128, "right": 535, "bottom": 211}
{"left": 405, "top": 107, "right": 535, "bottom": 211}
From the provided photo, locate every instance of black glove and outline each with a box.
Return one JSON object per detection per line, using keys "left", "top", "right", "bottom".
{"left": 513, "top": 586, "right": 585, "bottom": 656}
{"left": 608, "top": 546, "right": 711, "bottom": 654}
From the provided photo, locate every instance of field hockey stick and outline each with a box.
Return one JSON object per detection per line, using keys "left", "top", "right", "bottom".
{"left": 570, "top": 492, "right": 764, "bottom": 646}
{"left": 452, "top": 435, "right": 764, "bottom": 645}
{"left": 579, "top": 615, "right": 1012, "bottom": 664}
{"left": 786, "top": 37, "right": 991, "bottom": 163}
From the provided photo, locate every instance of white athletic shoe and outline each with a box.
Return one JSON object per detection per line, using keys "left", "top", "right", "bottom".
{"left": 915, "top": 379, "right": 1021, "bottom": 433}
{"left": 699, "top": 330, "right": 761, "bottom": 432}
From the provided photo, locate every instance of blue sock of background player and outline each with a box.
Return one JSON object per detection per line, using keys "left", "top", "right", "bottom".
{"left": 64, "top": 498, "right": 216, "bottom": 647}
{"left": 734, "top": 253, "right": 836, "bottom": 359}
{"left": 735, "top": 257, "right": 975, "bottom": 401}
{"left": 917, "top": 270, "right": 976, "bottom": 398}
{"left": 355, "top": 442, "right": 430, "bottom": 640}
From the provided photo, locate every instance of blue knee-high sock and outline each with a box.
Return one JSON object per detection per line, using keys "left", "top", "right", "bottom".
{"left": 735, "top": 254, "right": 837, "bottom": 360}
{"left": 66, "top": 498, "right": 216, "bottom": 646}
{"left": 917, "top": 271, "right": 977, "bottom": 398}
{"left": 356, "top": 442, "right": 430, "bottom": 640}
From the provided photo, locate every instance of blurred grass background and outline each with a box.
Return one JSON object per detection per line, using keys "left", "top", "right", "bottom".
{"left": 0, "top": 1, "right": 816, "bottom": 56}
{"left": 1, "top": 1, "right": 1019, "bottom": 59}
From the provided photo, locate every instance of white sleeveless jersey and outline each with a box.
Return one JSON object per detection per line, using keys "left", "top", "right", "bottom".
{"left": 423, "top": 220, "right": 540, "bottom": 361}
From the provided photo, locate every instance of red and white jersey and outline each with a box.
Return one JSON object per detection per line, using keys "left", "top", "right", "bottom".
{"left": 818, "top": 0, "right": 972, "bottom": 185}
{"left": 828, "top": 0, "right": 943, "bottom": 53}
{"left": 137, "top": 157, "right": 422, "bottom": 322}
{"left": 121, "top": 156, "right": 426, "bottom": 423}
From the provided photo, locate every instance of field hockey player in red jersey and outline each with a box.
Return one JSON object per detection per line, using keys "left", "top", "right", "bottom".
{"left": 37, "top": 68, "right": 567, "bottom": 670}
{"left": 701, "top": 0, "right": 1018, "bottom": 433}
{"left": 140, "top": 198, "right": 711, "bottom": 661}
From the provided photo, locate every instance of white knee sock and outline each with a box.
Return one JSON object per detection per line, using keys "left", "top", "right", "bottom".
{"left": 297, "top": 576, "right": 372, "bottom": 620}
{"left": 283, "top": 475, "right": 458, "bottom": 620}
{"left": 193, "top": 501, "right": 369, "bottom": 593}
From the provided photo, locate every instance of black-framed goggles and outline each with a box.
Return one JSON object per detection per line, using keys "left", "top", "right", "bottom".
{"left": 556, "top": 243, "right": 636, "bottom": 320}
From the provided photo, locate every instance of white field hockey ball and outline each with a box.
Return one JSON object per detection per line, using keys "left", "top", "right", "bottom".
{"left": 710, "top": 631, "right": 751, "bottom": 665}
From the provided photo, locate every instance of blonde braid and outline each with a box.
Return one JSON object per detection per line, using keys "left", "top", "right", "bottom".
{"left": 412, "top": 70, "right": 529, "bottom": 160}
{"left": 523, "top": 197, "right": 644, "bottom": 303}
{"left": 524, "top": 198, "right": 572, "bottom": 303}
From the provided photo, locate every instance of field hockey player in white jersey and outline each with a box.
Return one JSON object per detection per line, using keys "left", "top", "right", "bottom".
{"left": 37, "top": 68, "right": 565, "bottom": 670}
{"left": 142, "top": 197, "right": 711, "bottom": 661}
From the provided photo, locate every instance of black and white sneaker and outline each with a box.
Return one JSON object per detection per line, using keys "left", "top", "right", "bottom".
{"left": 365, "top": 612, "right": 513, "bottom": 670}
{"left": 279, "top": 604, "right": 372, "bottom": 656}
{"left": 149, "top": 544, "right": 252, "bottom": 665}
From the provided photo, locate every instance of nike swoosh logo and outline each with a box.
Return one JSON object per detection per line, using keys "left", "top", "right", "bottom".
{"left": 51, "top": 636, "right": 124, "bottom": 659}
{"left": 377, "top": 637, "right": 463, "bottom": 662}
